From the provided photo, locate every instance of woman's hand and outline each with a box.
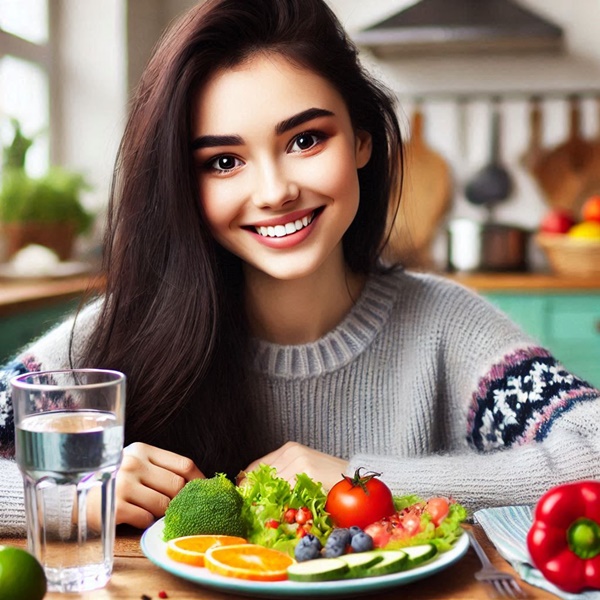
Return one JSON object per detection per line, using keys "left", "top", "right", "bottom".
{"left": 88, "top": 442, "right": 205, "bottom": 530}
{"left": 240, "top": 441, "right": 348, "bottom": 491}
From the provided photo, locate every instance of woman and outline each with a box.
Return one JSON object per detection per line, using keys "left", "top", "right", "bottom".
{"left": 1, "top": 0, "right": 598, "bottom": 534}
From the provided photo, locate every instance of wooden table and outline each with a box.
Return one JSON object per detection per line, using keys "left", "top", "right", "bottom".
{"left": 1, "top": 525, "right": 559, "bottom": 599}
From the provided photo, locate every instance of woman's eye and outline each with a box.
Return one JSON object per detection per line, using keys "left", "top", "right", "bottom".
{"left": 289, "top": 132, "right": 322, "bottom": 153}
{"left": 207, "top": 155, "right": 241, "bottom": 172}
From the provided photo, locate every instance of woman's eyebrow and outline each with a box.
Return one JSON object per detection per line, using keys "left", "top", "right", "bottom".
{"left": 275, "top": 107, "right": 334, "bottom": 135}
{"left": 192, "top": 134, "right": 243, "bottom": 150}
{"left": 191, "top": 107, "right": 335, "bottom": 150}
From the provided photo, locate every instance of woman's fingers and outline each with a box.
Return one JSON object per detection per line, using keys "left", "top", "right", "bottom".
{"left": 113, "top": 442, "right": 205, "bottom": 527}
{"left": 115, "top": 500, "right": 156, "bottom": 530}
{"left": 125, "top": 442, "right": 204, "bottom": 481}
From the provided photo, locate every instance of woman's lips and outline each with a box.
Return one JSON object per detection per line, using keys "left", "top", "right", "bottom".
{"left": 247, "top": 208, "right": 323, "bottom": 248}
{"left": 255, "top": 210, "right": 316, "bottom": 238}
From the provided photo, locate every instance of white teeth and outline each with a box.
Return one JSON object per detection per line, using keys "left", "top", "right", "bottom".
{"left": 255, "top": 211, "right": 315, "bottom": 238}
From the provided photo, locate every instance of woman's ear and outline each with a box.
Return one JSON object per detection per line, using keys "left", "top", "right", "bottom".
{"left": 354, "top": 129, "right": 372, "bottom": 169}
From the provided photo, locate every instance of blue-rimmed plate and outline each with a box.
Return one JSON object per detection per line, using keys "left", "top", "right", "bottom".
{"left": 141, "top": 519, "right": 469, "bottom": 598}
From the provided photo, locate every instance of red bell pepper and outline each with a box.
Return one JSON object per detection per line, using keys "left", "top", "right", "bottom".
{"left": 527, "top": 480, "right": 600, "bottom": 593}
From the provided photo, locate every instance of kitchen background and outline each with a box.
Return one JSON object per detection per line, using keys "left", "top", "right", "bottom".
{"left": 0, "top": 0, "right": 599, "bottom": 384}
{"left": 2, "top": 0, "right": 600, "bottom": 268}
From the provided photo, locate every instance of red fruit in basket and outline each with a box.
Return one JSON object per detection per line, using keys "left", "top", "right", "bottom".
{"left": 582, "top": 195, "right": 600, "bottom": 223}
{"left": 539, "top": 209, "right": 575, "bottom": 234}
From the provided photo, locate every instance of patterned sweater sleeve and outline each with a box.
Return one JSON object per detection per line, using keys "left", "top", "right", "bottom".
{"left": 0, "top": 302, "right": 99, "bottom": 536}
{"left": 348, "top": 279, "right": 600, "bottom": 513}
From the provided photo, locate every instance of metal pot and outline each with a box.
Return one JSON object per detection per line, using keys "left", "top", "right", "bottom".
{"left": 447, "top": 219, "right": 530, "bottom": 272}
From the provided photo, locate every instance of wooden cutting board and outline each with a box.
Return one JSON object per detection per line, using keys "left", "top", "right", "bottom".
{"left": 385, "top": 107, "right": 452, "bottom": 268}
{"left": 529, "top": 96, "right": 595, "bottom": 213}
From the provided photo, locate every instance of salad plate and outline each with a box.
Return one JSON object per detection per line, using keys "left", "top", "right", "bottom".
{"left": 141, "top": 519, "right": 470, "bottom": 598}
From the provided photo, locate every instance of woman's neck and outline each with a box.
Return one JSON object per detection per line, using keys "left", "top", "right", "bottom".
{"left": 243, "top": 252, "right": 366, "bottom": 345}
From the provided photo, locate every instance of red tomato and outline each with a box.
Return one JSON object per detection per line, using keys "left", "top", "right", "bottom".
{"left": 296, "top": 524, "right": 310, "bottom": 538}
{"left": 400, "top": 510, "right": 422, "bottom": 536}
{"left": 295, "top": 507, "right": 312, "bottom": 525}
{"left": 325, "top": 469, "right": 396, "bottom": 529}
{"left": 364, "top": 521, "right": 392, "bottom": 548}
{"left": 283, "top": 508, "right": 298, "bottom": 524}
{"left": 426, "top": 497, "right": 449, "bottom": 526}
{"left": 265, "top": 518, "right": 279, "bottom": 529}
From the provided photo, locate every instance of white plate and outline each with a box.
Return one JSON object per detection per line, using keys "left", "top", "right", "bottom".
{"left": 141, "top": 519, "right": 469, "bottom": 598}
{"left": 0, "top": 261, "right": 90, "bottom": 280}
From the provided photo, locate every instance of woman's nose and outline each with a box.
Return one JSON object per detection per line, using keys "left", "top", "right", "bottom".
{"left": 252, "top": 160, "right": 299, "bottom": 208}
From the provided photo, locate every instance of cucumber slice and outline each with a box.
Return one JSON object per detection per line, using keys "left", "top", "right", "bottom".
{"left": 338, "top": 552, "right": 383, "bottom": 577}
{"left": 402, "top": 544, "right": 437, "bottom": 567}
{"left": 287, "top": 558, "right": 349, "bottom": 582}
{"left": 365, "top": 550, "right": 408, "bottom": 577}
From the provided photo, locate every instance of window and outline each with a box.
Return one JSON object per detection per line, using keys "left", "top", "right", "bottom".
{"left": 0, "top": 0, "right": 50, "bottom": 176}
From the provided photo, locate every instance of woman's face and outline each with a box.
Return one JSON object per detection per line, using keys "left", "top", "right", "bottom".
{"left": 192, "top": 52, "right": 372, "bottom": 282}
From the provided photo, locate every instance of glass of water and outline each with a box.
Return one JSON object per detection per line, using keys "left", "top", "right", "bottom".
{"left": 11, "top": 369, "right": 126, "bottom": 593}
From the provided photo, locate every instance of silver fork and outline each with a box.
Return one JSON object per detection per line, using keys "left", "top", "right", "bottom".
{"left": 467, "top": 530, "right": 528, "bottom": 598}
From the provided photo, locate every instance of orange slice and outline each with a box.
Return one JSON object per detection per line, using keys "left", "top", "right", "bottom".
{"left": 204, "top": 543, "right": 294, "bottom": 581}
{"left": 166, "top": 535, "right": 247, "bottom": 567}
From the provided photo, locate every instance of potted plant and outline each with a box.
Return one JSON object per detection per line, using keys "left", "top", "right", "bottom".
{"left": 0, "top": 118, "right": 93, "bottom": 261}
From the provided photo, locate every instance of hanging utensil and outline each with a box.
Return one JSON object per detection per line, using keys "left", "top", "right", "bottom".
{"left": 385, "top": 102, "right": 452, "bottom": 268}
{"left": 521, "top": 96, "right": 544, "bottom": 173}
{"left": 464, "top": 98, "right": 513, "bottom": 219}
{"left": 530, "top": 95, "right": 593, "bottom": 212}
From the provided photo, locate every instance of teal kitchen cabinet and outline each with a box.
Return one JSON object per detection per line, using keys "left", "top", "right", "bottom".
{"left": 484, "top": 292, "right": 600, "bottom": 388}
{"left": 0, "top": 300, "right": 78, "bottom": 364}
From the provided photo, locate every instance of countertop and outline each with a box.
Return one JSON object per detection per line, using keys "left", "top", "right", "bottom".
{"left": 0, "top": 274, "right": 105, "bottom": 317}
{"left": 1, "top": 272, "right": 599, "bottom": 318}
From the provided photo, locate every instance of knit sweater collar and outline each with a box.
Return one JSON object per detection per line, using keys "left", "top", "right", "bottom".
{"left": 250, "top": 269, "right": 399, "bottom": 378}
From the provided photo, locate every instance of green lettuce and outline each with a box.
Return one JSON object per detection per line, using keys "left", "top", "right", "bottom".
{"left": 239, "top": 464, "right": 333, "bottom": 556}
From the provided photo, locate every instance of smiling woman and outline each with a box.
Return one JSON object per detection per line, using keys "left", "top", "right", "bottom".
{"left": 0, "top": 0, "right": 599, "bottom": 538}
{"left": 193, "top": 53, "right": 372, "bottom": 288}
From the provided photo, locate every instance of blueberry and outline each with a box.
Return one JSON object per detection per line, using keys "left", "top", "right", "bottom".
{"left": 348, "top": 526, "right": 363, "bottom": 539}
{"left": 328, "top": 528, "right": 351, "bottom": 546}
{"left": 350, "top": 532, "right": 374, "bottom": 553}
{"left": 295, "top": 543, "right": 320, "bottom": 561}
{"left": 322, "top": 541, "right": 345, "bottom": 558}
{"left": 323, "top": 532, "right": 348, "bottom": 558}
{"left": 294, "top": 535, "right": 322, "bottom": 561}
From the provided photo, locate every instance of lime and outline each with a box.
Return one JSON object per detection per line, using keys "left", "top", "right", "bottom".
{"left": 0, "top": 545, "right": 47, "bottom": 600}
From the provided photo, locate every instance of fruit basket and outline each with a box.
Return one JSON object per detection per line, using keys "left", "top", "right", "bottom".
{"left": 536, "top": 233, "right": 600, "bottom": 277}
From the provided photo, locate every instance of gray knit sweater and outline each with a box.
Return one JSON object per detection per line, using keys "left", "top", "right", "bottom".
{"left": 1, "top": 269, "right": 599, "bottom": 535}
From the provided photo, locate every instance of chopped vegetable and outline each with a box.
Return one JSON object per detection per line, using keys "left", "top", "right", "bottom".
{"left": 365, "top": 495, "right": 467, "bottom": 552}
{"left": 325, "top": 469, "right": 396, "bottom": 529}
{"left": 527, "top": 480, "right": 600, "bottom": 593}
{"left": 239, "top": 464, "right": 333, "bottom": 556}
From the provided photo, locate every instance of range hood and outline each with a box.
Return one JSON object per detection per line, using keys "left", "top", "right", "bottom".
{"left": 352, "top": 0, "right": 564, "bottom": 56}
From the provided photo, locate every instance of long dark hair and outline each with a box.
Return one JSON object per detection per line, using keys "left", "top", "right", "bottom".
{"left": 77, "top": 0, "right": 403, "bottom": 478}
